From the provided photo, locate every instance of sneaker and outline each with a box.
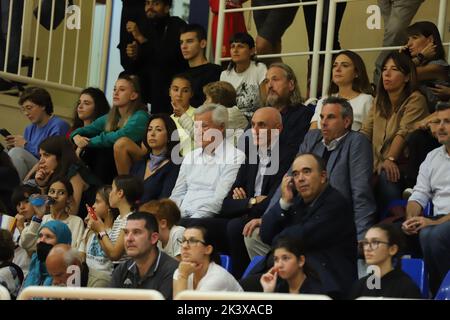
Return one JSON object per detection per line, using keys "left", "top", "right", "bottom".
{"left": 402, "top": 188, "right": 413, "bottom": 200}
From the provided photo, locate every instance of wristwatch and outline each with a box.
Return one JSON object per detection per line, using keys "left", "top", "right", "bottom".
{"left": 98, "top": 231, "right": 108, "bottom": 240}
{"left": 248, "top": 197, "right": 257, "bottom": 208}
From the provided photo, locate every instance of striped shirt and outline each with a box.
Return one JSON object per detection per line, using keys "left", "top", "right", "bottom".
{"left": 110, "top": 212, "right": 133, "bottom": 264}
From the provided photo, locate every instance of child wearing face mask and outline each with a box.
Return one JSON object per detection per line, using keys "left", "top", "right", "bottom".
{"left": 19, "top": 179, "right": 85, "bottom": 252}
{"left": 21, "top": 220, "right": 72, "bottom": 289}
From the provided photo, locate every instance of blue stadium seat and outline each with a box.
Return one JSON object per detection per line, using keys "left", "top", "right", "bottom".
{"left": 242, "top": 255, "right": 265, "bottom": 279}
{"left": 220, "top": 255, "right": 232, "bottom": 273}
{"left": 401, "top": 258, "right": 429, "bottom": 298}
{"left": 383, "top": 199, "right": 433, "bottom": 219}
{"left": 435, "top": 270, "right": 450, "bottom": 300}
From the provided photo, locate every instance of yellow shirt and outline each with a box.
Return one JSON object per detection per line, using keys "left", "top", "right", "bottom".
{"left": 171, "top": 106, "right": 196, "bottom": 156}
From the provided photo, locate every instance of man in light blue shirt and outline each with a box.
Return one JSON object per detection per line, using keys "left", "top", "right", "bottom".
{"left": 402, "top": 102, "right": 450, "bottom": 295}
{"left": 170, "top": 103, "right": 245, "bottom": 219}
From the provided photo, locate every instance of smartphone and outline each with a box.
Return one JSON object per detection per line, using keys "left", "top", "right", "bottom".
{"left": 87, "top": 205, "right": 97, "bottom": 220}
{"left": 0, "top": 128, "right": 11, "bottom": 137}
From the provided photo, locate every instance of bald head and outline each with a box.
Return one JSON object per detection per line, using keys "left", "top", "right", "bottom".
{"left": 46, "top": 244, "right": 81, "bottom": 286}
{"left": 251, "top": 107, "right": 283, "bottom": 147}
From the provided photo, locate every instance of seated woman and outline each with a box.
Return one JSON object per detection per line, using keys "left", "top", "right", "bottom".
{"left": 173, "top": 225, "right": 243, "bottom": 297}
{"left": 114, "top": 73, "right": 193, "bottom": 174}
{"left": 360, "top": 51, "right": 428, "bottom": 212}
{"left": 70, "top": 74, "right": 149, "bottom": 184}
{"left": 220, "top": 32, "right": 267, "bottom": 118}
{"left": 129, "top": 114, "right": 180, "bottom": 202}
{"left": 349, "top": 223, "right": 421, "bottom": 299}
{"left": 0, "top": 143, "right": 20, "bottom": 214}
{"left": 22, "top": 220, "right": 72, "bottom": 289}
{"left": 310, "top": 50, "right": 374, "bottom": 131}
{"left": 79, "top": 185, "right": 118, "bottom": 287}
{"left": 260, "top": 237, "right": 324, "bottom": 294}
{"left": 68, "top": 87, "right": 110, "bottom": 142}
{"left": 19, "top": 179, "right": 85, "bottom": 250}
{"left": 24, "top": 135, "right": 101, "bottom": 218}
{"left": 402, "top": 21, "right": 450, "bottom": 188}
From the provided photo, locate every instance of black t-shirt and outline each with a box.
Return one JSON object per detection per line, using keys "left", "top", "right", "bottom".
{"left": 349, "top": 268, "right": 422, "bottom": 299}
{"left": 187, "top": 63, "right": 223, "bottom": 107}
{"left": 275, "top": 275, "right": 324, "bottom": 295}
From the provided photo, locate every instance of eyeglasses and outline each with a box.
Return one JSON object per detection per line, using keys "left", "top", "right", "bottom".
{"left": 359, "top": 240, "right": 390, "bottom": 251}
{"left": 177, "top": 238, "right": 207, "bottom": 247}
{"left": 20, "top": 104, "right": 38, "bottom": 113}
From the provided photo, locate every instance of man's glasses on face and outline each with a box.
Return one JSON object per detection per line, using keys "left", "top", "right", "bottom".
{"left": 358, "top": 239, "right": 390, "bottom": 251}
{"left": 177, "top": 238, "right": 207, "bottom": 247}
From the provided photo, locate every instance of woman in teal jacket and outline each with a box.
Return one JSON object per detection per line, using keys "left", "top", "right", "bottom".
{"left": 70, "top": 74, "right": 149, "bottom": 183}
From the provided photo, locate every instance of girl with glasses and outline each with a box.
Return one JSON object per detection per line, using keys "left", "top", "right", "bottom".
{"left": 349, "top": 223, "right": 421, "bottom": 299}
{"left": 173, "top": 225, "right": 242, "bottom": 298}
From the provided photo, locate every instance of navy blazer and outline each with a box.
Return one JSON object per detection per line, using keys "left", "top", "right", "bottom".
{"left": 131, "top": 159, "right": 180, "bottom": 203}
{"left": 263, "top": 129, "right": 376, "bottom": 240}
{"left": 220, "top": 141, "right": 294, "bottom": 220}
{"left": 260, "top": 185, "right": 358, "bottom": 295}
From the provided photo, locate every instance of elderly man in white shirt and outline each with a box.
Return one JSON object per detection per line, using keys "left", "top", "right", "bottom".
{"left": 402, "top": 102, "right": 450, "bottom": 295}
{"left": 170, "top": 103, "right": 245, "bottom": 223}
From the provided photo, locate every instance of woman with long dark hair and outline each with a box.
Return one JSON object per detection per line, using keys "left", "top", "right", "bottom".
{"left": 130, "top": 114, "right": 180, "bottom": 202}
{"left": 310, "top": 50, "right": 374, "bottom": 131}
{"left": 360, "top": 51, "right": 428, "bottom": 211}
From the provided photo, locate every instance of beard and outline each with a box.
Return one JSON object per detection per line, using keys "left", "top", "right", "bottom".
{"left": 265, "top": 92, "right": 290, "bottom": 108}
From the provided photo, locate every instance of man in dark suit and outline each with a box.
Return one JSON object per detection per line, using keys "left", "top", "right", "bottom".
{"left": 221, "top": 107, "right": 294, "bottom": 278}
{"left": 258, "top": 96, "right": 376, "bottom": 244}
{"left": 260, "top": 153, "right": 358, "bottom": 296}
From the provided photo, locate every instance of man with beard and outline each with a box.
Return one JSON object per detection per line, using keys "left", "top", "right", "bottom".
{"left": 21, "top": 221, "right": 72, "bottom": 289}
{"left": 263, "top": 63, "right": 313, "bottom": 156}
{"left": 125, "top": 0, "right": 188, "bottom": 113}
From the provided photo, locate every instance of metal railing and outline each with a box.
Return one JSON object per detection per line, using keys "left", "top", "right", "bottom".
{"left": 0, "top": 0, "right": 112, "bottom": 93}
{"left": 215, "top": 0, "right": 324, "bottom": 99}
{"left": 17, "top": 286, "right": 165, "bottom": 300}
{"left": 214, "top": 0, "right": 450, "bottom": 99}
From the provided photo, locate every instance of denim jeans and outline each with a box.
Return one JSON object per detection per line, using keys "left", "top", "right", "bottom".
{"left": 419, "top": 218, "right": 450, "bottom": 295}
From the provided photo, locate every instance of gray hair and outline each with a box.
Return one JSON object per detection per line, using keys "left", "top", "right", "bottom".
{"left": 194, "top": 103, "right": 229, "bottom": 129}
{"left": 50, "top": 245, "right": 81, "bottom": 267}
{"left": 322, "top": 96, "right": 354, "bottom": 124}
{"left": 268, "top": 62, "right": 303, "bottom": 105}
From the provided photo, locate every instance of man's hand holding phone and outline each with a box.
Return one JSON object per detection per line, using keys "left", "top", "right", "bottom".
{"left": 281, "top": 173, "right": 295, "bottom": 204}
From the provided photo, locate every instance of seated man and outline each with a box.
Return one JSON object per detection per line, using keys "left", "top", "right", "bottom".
{"left": 223, "top": 107, "right": 293, "bottom": 277}
{"left": 260, "top": 153, "right": 358, "bottom": 296}
{"left": 402, "top": 102, "right": 450, "bottom": 295}
{"left": 251, "top": 97, "right": 375, "bottom": 254}
{"left": 6, "top": 87, "right": 69, "bottom": 180}
{"left": 46, "top": 244, "right": 85, "bottom": 287}
{"left": 110, "top": 212, "right": 178, "bottom": 299}
{"left": 170, "top": 103, "right": 245, "bottom": 219}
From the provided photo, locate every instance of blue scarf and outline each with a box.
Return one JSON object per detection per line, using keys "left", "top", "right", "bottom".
{"left": 22, "top": 220, "right": 72, "bottom": 289}
{"left": 148, "top": 152, "right": 167, "bottom": 172}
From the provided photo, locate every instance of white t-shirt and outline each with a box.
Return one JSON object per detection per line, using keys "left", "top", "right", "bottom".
{"left": 157, "top": 225, "right": 185, "bottom": 259}
{"left": 220, "top": 61, "right": 267, "bottom": 117}
{"left": 311, "top": 93, "right": 373, "bottom": 131}
{"left": 173, "top": 261, "right": 243, "bottom": 292}
{"left": 110, "top": 212, "right": 133, "bottom": 264}
{"left": 79, "top": 229, "right": 114, "bottom": 275}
